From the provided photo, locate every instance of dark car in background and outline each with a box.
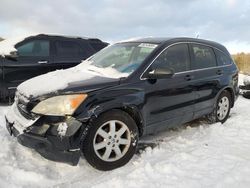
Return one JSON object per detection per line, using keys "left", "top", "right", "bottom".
{"left": 6, "top": 37, "right": 239, "bottom": 171}
{"left": 0, "top": 34, "right": 108, "bottom": 100}
{"left": 239, "top": 76, "right": 250, "bottom": 98}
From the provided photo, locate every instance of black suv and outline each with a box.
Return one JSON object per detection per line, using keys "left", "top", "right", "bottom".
{"left": 0, "top": 34, "right": 108, "bottom": 100}
{"left": 6, "top": 37, "right": 239, "bottom": 171}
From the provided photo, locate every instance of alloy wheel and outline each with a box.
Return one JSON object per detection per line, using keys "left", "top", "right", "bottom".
{"left": 93, "top": 120, "right": 131, "bottom": 162}
{"left": 217, "top": 96, "right": 230, "bottom": 121}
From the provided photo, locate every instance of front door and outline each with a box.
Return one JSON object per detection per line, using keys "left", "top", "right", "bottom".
{"left": 143, "top": 43, "right": 195, "bottom": 134}
{"left": 3, "top": 39, "right": 52, "bottom": 91}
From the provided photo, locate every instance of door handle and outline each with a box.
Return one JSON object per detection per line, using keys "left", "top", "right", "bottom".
{"left": 184, "top": 74, "right": 193, "bottom": 81}
{"left": 38, "top": 61, "right": 48, "bottom": 64}
{"left": 216, "top": 70, "right": 223, "bottom": 75}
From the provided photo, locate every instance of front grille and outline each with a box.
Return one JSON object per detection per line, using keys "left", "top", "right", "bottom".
{"left": 16, "top": 102, "right": 34, "bottom": 120}
{"left": 15, "top": 97, "right": 39, "bottom": 120}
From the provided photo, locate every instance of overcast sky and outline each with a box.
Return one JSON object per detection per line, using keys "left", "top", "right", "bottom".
{"left": 0, "top": 0, "right": 250, "bottom": 53}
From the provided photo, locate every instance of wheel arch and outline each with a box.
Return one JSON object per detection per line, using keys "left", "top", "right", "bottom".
{"left": 217, "top": 86, "right": 235, "bottom": 108}
{"left": 116, "top": 106, "right": 144, "bottom": 137}
{"left": 85, "top": 105, "right": 145, "bottom": 137}
{"left": 225, "top": 87, "right": 235, "bottom": 108}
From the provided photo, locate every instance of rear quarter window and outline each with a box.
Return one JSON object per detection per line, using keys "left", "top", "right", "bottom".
{"left": 190, "top": 44, "right": 216, "bottom": 69}
{"left": 214, "top": 49, "right": 232, "bottom": 66}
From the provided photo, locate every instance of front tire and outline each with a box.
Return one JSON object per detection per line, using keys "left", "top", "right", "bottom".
{"left": 82, "top": 110, "right": 139, "bottom": 171}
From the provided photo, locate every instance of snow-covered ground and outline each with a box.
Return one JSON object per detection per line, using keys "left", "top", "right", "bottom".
{"left": 1, "top": 75, "right": 250, "bottom": 188}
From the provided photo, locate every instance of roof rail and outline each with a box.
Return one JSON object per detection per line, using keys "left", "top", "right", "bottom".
{"left": 88, "top": 38, "right": 102, "bottom": 42}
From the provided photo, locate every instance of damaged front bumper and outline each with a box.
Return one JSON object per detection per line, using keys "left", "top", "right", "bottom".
{"left": 5, "top": 102, "right": 85, "bottom": 165}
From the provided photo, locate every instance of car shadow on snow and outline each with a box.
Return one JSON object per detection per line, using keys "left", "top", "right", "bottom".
{"left": 136, "top": 117, "right": 213, "bottom": 154}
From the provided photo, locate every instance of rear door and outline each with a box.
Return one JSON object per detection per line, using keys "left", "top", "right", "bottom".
{"left": 51, "top": 40, "right": 88, "bottom": 71}
{"left": 189, "top": 43, "right": 222, "bottom": 118}
{"left": 3, "top": 39, "right": 52, "bottom": 89}
{"left": 143, "top": 43, "right": 195, "bottom": 133}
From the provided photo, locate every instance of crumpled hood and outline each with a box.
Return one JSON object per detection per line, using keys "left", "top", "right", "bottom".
{"left": 17, "top": 62, "right": 128, "bottom": 99}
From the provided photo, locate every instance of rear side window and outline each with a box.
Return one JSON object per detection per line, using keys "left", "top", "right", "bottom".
{"left": 55, "top": 41, "right": 81, "bottom": 57}
{"left": 215, "top": 49, "right": 232, "bottom": 66}
{"left": 190, "top": 44, "right": 216, "bottom": 69}
{"left": 17, "top": 40, "right": 50, "bottom": 57}
{"left": 152, "top": 43, "right": 190, "bottom": 73}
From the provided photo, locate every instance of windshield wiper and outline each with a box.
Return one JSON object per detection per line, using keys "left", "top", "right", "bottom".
{"left": 86, "top": 67, "right": 103, "bottom": 75}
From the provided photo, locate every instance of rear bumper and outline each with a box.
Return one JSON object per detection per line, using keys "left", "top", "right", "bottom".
{"left": 5, "top": 103, "right": 84, "bottom": 166}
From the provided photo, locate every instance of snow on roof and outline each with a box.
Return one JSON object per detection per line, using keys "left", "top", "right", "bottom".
{"left": 117, "top": 37, "right": 149, "bottom": 43}
{"left": 0, "top": 34, "right": 105, "bottom": 57}
{"left": 0, "top": 35, "right": 31, "bottom": 57}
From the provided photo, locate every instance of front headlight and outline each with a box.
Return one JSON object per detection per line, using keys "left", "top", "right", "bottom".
{"left": 32, "top": 94, "right": 87, "bottom": 116}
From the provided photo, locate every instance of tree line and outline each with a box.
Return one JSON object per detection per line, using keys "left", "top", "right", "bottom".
{"left": 232, "top": 53, "right": 250, "bottom": 74}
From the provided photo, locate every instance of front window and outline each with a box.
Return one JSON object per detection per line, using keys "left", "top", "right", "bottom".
{"left": 87, "top": 42, "right": 158, "bottom": 77}
{"left": 17, "top": 40, "right": 50, "bottom": 57}
{"left": 151, "top": 44, "right": 190, "bottom": 73}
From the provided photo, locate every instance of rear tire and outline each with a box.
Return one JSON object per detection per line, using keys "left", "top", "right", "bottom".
{"left": 207, "top": 90, "right": 232, "bottom": 124}
{"left": 82, "top": 110, "right": 139, "bottom": 171}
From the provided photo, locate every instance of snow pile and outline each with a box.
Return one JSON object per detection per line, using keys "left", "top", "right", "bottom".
{"left": 0, "top": 74, "right": 250, "bottom": 188}
{"left": 243, "top": 75, "right": 250, "bottom": 86}
{"left": 17, "top": 61, "right": 129, "bottom": 98}
{"left": 0, "top": 36, "right": 29, "bottom": 57}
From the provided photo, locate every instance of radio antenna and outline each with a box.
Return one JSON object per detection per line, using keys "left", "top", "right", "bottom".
{"left": 195, "top": 32, "right": 200, "bottom": 38}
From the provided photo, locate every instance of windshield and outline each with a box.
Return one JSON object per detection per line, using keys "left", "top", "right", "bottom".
{"left": 87, "top": 42, "right": 158, "bottom": 77}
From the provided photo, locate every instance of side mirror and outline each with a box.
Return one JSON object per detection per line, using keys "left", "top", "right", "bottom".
{"left": 146, "top": 67, "right": 174, "bottom": 79}
{"left": 5, "top": 51, "right": 18, "bottom": 60}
